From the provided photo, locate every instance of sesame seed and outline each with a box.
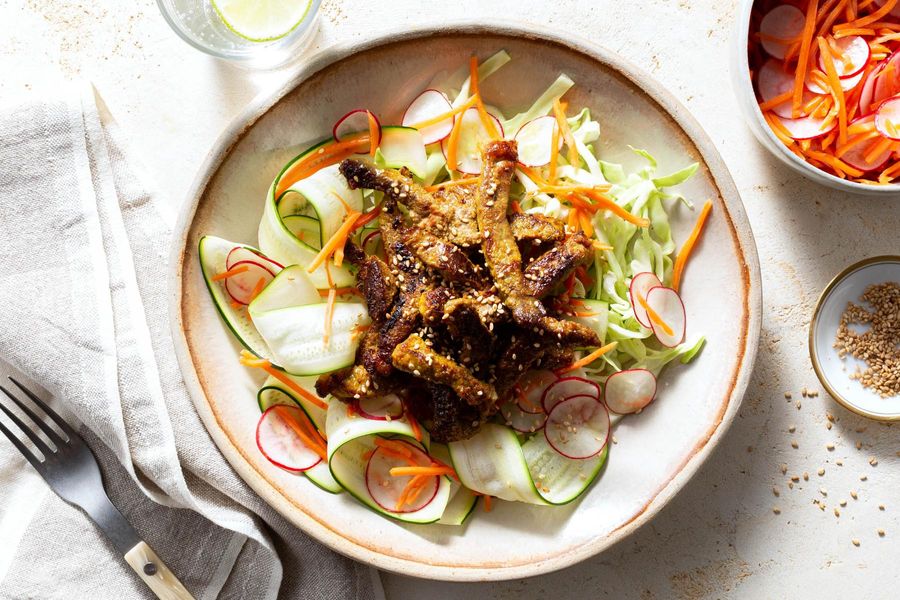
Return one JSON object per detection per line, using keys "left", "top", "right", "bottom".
{"left": 852, "top": 539, "right": 860, "bottom": 547}
{"left": 851, "top": 490, "right": 859, "bottom": 499}
{"left": 773, "top": 487, "right": 780, "bottom": 497}
{"left": 878, "top": 529, "right": 886, "bottom": 537}
{"left": 834, "top": 507, "right": 840, "bottom": 518}
{"left": 788, "top": 425, "right": 796, "bottom": 433}
{"left": 792, "top": 441, "right": 799, "bottom": 449}
{"left": 773, "top": 507, "right": 781, "bottom": 515}
{"left": 818, "top": 468, "right": 825, "bottom": 476}
{"left": 869, "top": 456, "right": 878, "bottom": 466}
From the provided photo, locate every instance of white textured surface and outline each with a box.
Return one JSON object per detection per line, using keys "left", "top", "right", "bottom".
{"left": 2, "top": 0, "right": 898, "bottom": 598}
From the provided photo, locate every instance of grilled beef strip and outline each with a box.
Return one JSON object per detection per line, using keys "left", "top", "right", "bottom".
{"left": 391, "top": 334, "right": 497, "bottom": 406}
{"left": 422, "top": 383, "right": 486, "bottom": 443}
{"left": 509, "top": 212, "right": 565, "bottom": 245}
{"left": 523, "top": 231, "right": 593, "bottom": 298}
{"left": 417, "top": 286, "right": 453, "bottom": 325}
{"left": 410, "top": 232, "right": 484, "bottom": 288}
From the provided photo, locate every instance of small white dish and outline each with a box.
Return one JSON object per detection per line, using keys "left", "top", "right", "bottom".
{"left": 731, "top": 0, "right": 900, "bottom": 196}
{"left": 810, "top": 256, "right": 900, "bottom": 421}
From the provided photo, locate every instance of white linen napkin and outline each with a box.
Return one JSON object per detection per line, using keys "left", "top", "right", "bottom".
{"left": 0, "top": 83, "right": 383, "bottom": 600}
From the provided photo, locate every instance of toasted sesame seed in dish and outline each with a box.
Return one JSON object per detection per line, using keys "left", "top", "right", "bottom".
{"left": 810, "top": 256, "right": 900, "bottom": 421}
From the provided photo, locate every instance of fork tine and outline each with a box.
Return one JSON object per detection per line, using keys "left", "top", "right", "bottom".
{"left": 0, "top": 396, "right": 55, "bottom": 456}
{"left": 0, "top": 417, "right": 45, "bottom": 473}
{"left": 8, "top": 377, "right": 73, "bottom": 442}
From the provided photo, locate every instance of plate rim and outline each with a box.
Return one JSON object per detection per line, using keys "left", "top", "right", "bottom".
{"left": 167, "top": 20, "right": 763, "bottom": 581}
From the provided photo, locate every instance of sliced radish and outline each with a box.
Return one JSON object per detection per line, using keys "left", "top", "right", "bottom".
{"left": 513, "top": 116, "right": 563, "bottom": 167}
{"left": 224, "top": 260, "right": 275, "bottom": 305}
{"left": 806, "top": 69, "right": 865, "bottom": 94}
{"left": 441, "top": 108, "right": 504, "bottom": 174}
{"left": 759, "top": 59, "right": 817, "bottom": 118}
{"left": 514, "top": 370, "right": 558, "bottom": 414}
{"left": 859, "top": 63, "right": 884, "bottom": 115}
{"left": 544, "top": 396, "right": 610, "bottom": 459}
{"left": 645, "top": 286, "right": 686, "bottom": 348}
{"left": 774, "top": 114, "right": 836, "bottom": 140}
{"left": 226, "top": 246, "right": 284, "bottom": 273}
{"left": 876, "top": 96, "right": 900, "bottom": 141}
{"left": 500, "top": 400, "right": 547, "bottom": 433}
{"left": 256, "top": 405, "right": 322, "bottom": 472}
{"left": 365, "top": 440, "right": 439, "bottom": 513}
{"left": 402, "top": 89, "right": 454, "bottom": 145}
{"left": 541, "top": 376, "right": 601, "bottom": 413}
{"left": 818, "top": 36, "right": 870, "bottom": 79}
{"left": 333, "top": 109, "right": 381, "bottom": 145}
{"left": 759, "top": 5, "right": 806, "bottom": 60}
{"left": 603, "top": 369, "right": 657, "bottom": 415}
{"left": 355, "top": 394, "right": 404, "bottom": 420}
{"left": 874, "top": 52, "right": 900, "bottom": 109}
{"left": 629, "top": 272, "right": 663, "bottom": 328}
{"left": 841, "top": 119, "right": 894, "bottom": 171}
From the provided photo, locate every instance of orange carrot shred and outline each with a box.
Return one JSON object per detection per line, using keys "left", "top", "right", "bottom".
{"left": 637, "top": 295, "right": 675, "bottom": 337}
{"left": 548, "top": 122, "right": 561, "bottom": 184}
{"left": 556, "top": 342, "right": 618, "bottom": 375}
{"left": 552, "top": 97, "right": 579, "bottom": 167}
{"left": 469, "top": 57, "right": 501, "bottom": 140}
{"left": 273, "top": 406, "right": 327, "bottom": 461}
{"left": 367, "top": 110, "right": 380, "bottom": 158}
{"left": 276, "top": 135, "right": 371, "bottom": 197}
{"left": 307, "top": 212, "right": 362, "bottom": 273}
{"left": 483, "top": 494, "right": 493, "bottom": 512}
{"left": 323, "top": 288, "right": 337, "bottom": 345}
{"left": 239, "top": 350, "right": 328, "bottom": 410}
{"left": 389, "top": 465, "right": 456, "bottom": 478}
{"left": 817, "top": 36, "right": 849, "bottom": 145}
{"left": 212, "top": 264, "right": 249, "bottom": 281}
{"left": 445, "top": 104, "right": 467, "bottom": 172}
{"left": 672, "top": 200, "right": 713, "bottom": 292}
{"left": 793, "top": 0, "right": 819, "bottom": 116}
{"left": 424, "top": 177, "right": 480, "bottom": 192}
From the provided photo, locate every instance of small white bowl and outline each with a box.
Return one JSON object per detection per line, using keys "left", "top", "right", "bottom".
{"left": 731, "top": 0, "right": 900, "bottom": 196}
{"left": 809, "top": 257, "right": 900, "bottom": 421}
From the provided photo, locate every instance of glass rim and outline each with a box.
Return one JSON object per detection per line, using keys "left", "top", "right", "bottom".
{"left": 155, "top": 0, "right": 322, "bottom": 62}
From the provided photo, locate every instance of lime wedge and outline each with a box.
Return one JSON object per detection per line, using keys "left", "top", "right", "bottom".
{"left": 211, "top": 0, "right": 313, "bottom": 42}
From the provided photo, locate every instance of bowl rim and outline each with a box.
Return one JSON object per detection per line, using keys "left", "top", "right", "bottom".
{"left": 808, "top": 255, "right": 900, "bottom": 421}
{"left": 733, "top": 0, "right": 900, "bottom": 194}
{"left": 167, "top": 19, "right": 763, "bottom": 580}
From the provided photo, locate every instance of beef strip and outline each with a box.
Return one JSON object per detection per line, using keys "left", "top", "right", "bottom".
{"left": 355, "top": 255, "right": 397, "bottom": 325}
{"left": 417, "top": 286, "right": 453, "bottom": 325}
{"left": 421, "top": 185, "right": 482, "bottom": 247}
{"left": 509, "top": 212, "right": 565, "bottom": 245}
{"left": 423, "top": 383, "right": 485, "bottom": 443}
{"left": 523, "top": 231, "right": 593, "bottom": 298}
{"left": 391, "top": 334, "right": 497, "bottom": 406}
{"left": 410, "top": 233, "right": 483, "bottom": 288}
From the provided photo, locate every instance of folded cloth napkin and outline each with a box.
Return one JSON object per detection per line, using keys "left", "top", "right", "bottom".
{"left": 0, "top": 83, "right": 383, "bottom": 600}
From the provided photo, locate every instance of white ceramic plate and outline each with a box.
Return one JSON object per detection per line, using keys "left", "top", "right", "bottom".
{"left": 810, "top": 257, "right": 900, "bottom": 420}
{"left": 169, "top": 23, "right": 762, "bottom": 580}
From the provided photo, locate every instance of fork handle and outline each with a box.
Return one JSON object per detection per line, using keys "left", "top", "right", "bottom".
{"left": 124, "top": 541, "right": 195, "bottom": 600}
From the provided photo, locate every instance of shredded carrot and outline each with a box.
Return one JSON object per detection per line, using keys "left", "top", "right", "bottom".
{"left": 806, "top": 150, "right": 866, "bottom": 176}
{"left": 548, "top": 122, "right": 561, "bottom": 184}
{"left": 567, "top": 206, "right": 579, "bottom": 231}
{"left": 564, "top": 192, "right": 649, "bottom": 228}
{"left": 671, "top": 200, "right": 712, "bottom": 292}
{"left": 275, "top": 135, "right": 371, "bottom": 197}
{"left": 793, "top": 0, "right": 819, "bottom": 116}
{"left": 389, "top": 465, "right": 456, "bottom": 477}
{"left": 517, "top": 164, "right": 549, "bottom": 186}
{"left": 353, "top": 203, "right": 383, "bottom": 231}
{"left": 249, "top": 277, "right": 267, "bottom": 303}
{"left": 552, "top": 98, "right": 579, "bottom": 167}
{"left": 445, "top": 105, "right": 467, "bottom": 172}
{"left": 407, "top": 411, "right": 423, "bottom": 442}
{"left": 636, "top": 295, "right": 675, "bottom": 337}
{"left": 374, "top": 437, "right": 415, "bottom": 458}
{"left": 817, "top": 36, "right": 849, "bottom": 145}
{"left": 469, "top": 57, "right": 501, "bottom": 140}
{"left": 273, "top": 406, "right": 327, "bottom": 461}
{"left": 483, "top": 494, "right": 493, "bottom": 512}
{"left": 307, "top": 212, "right": 362, "bottom": 273}
{"left": 229, "top": 300, "right": 244, "bottom": 310}
{"left": 211, "top": 264, "right": 250, "bottom": 281}
{"left": 863, "top": 136, "right": 894, "bottom": 163}
{"left": 410, "top": 94, "right": 479, "bottom": 131}
{"left": 323, "top": 287, "right": 337, "bottom": 345}
{"left": 834, "top": 27, "right": 877, "bottom": 37}
{"left": 878, "top": 160, "right": 900, "bottom": 182}
{"left": 758, "top": 89, "right": 794, "bottom": 111}
{"left": 555, "top": 341, "right": 618, "bottom": 375}
{"left": 577, "top": 210, "right": 595, "bottom": 238}
{"left": 318, "top": 287, "right": 360, "bottom": 297}
{"left": 835, "top": 0, "right": 898, "bottom": 29}
{"left": 424, "top": 177, "right": 480, "bottom": 192}
{"left": 509, "top": 199, "right": 523, "bottom": 214}
{"left": 239, "top": 350, "right": 329, "bottom": 410}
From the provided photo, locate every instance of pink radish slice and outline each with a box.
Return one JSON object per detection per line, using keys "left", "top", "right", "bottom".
{"left": 817, "top": 36, "right": 870, "bottom": 79}
{"left": 224, "top": 260, "right": 275, "bottom": 305}
{"left": 500, "top": 400, "right": 547, "bottom": 433}
{"left": 332, "top": 109, "right": 381, "bottom": 145}
{"left": 840, "top": 124, "right": 894, "bottom": 172}
{"left": 226, "top": 246, "right": 284, "bottom": 272}
{"left": 355, "top": 394, "right": 404, "bottom": 420}
{"left": 544, "top": 395, "right": 610, "bottom": 459}
{"left": 774, "top": 114, "right": 836, "bottom": 140}
{"left": 806, "top": 69, "right": 865, "bottom": 94}
{"left": 759, "top": 5, "right": 805, "bottom": 60}
{"left": 873, "top": 52, "right": 900, "bottom": 109}
{"left": 645, "top": 286, "right": 686, "bottom": 348}
{"left": 874, "top": 0, "right": 900, "bottom": 19}
{"left": 603, "top": 369, "right": 658, "bottom": 415}
{"left": 629, "top": 271, "right": 663, "bottom": 328}
{"left": 256, "top": 406, "right": 323, "bottom": 472}
{"left": 759, "top": 59, "right": 817, "bottom": 118}
{"left": 876, "top": 96, "right": 900, "bottom": 141}
{"left": 365, "top": 440, "right": 439, "bottom": 513}
{"left": 859, "top": 63, "right": 884, "bottom": 115}
{"left": 402, "top": 89, "right": 454, "bottom": 145}
{"left": 440, "top": 108, "right": 504, "bottom": 174}
{"left": 541, "top": 376, "right": 601, "bottom": 413}
{"left": 514, "top": 370, "right": 558, "bottom": 414}
{"left": 513, "top": 115, "right": 563, "bottom": 167}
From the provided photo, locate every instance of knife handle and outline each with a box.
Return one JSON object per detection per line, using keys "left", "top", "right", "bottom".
{"left": 123, "top": 541, "right": 195, "bottom": 600}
